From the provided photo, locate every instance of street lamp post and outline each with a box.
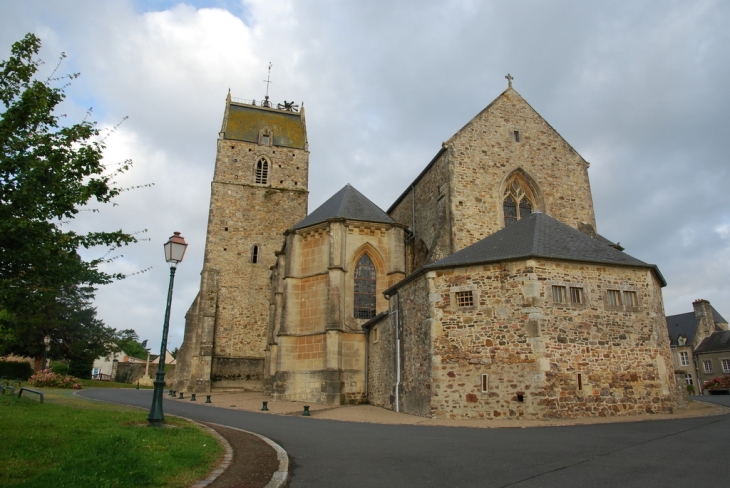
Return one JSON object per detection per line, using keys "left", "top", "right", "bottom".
{"left": 42, "top": 335, "right": 51, "bottom": 371}
{"left": 148, "top": 232, "right": 188, "bottom": 427}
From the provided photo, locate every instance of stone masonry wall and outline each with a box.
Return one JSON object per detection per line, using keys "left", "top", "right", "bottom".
{"left": 396, "top": 277, "right": 433, "bottom": 417}
{"left": 206, "top": 135, "right": 309, "bottom": 360}
{"left": 366, "top": 315, "right": 395, "bottom": 408}
{"left": 427, "top": 259, "right": 675, "bottom": 420}
{"left": 447, "top": 89, "right": 596, "bottom": 250}
{"left": 389, "top": 151, "right": 452, "bottom": 273}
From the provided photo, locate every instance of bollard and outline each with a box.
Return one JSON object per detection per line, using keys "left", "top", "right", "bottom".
{"left": 191, "top": 393, "right": 196, "bottom": 401}
{"left": 205, "top": 395, "right": 212, "bottom": 404}
{"left": 303, "top": 405, "right": 311, "bottom": 416}
{"left": 178, "top": 392, "right": 184, "bottom": 399}
{"left": 261, "top": 401, "right": 269, "bottom": 411}
{"left": 171, "top": 390, "right": 177, "bottom": 397}
{"left": 136, "top": 381, "right": 140, "bottom": 390}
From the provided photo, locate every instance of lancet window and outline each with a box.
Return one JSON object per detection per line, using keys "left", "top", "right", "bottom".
{"left": 354, "top": 254, "right": 377, "bottom": 319}
{"left": 255, "top": 158, "right": 269, "bottom": 184}
{"left": 503, "top": 177, "right": 534, "bottom": 226}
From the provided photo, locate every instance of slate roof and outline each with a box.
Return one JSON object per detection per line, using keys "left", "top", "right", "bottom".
{"left": 384, "top": 212, "right": 665, "bottom": 296}
{"left": 425, "top": 212, "right": 665, "bottom": 281}
{"left": 293, "top": 184, "right": 394, "bottom": 230}
{"left": 666, "top": 307, "right": 728, "bottom": 346}
{"left": 694, "top": 330, "right": 730, "bottom": 354}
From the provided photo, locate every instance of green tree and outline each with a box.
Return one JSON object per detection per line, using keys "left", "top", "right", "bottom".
{"left": 116, "top": 329, "right": 150, "bottom": 360}
{"left": 0, "top": 33, "right": 136, "bottom": 321}
{"left": 0, "top": 283, "right": 118, "bottom": 373}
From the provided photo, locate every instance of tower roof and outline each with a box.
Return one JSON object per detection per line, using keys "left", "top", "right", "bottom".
{"left": 293, "top": 184, "right": 394, "bottom": 230}
{"left": 223, "top": 101, "right": 306, "bottom": 150}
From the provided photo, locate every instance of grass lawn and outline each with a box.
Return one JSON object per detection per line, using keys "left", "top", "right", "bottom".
{"left": 0, "top": 389, "right": 223, "bottom": 487}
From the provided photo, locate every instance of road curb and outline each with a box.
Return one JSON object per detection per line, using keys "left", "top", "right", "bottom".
{"left": 202, "top": 421, "right": 290, "bottom": 488}
{"left": 190, "top": 422, "right": 234, "bottom": 487}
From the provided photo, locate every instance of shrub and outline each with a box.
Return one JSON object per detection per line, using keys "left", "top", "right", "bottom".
{"left": 0, "top": 360, "right": 33, "bottom": 381}
{"left": 50, "top": 362, "right": 69, "bottom": 375}
{"left": 28, "top": 370, "right": 83, "bottom": 389}
{"left": 702, "top": 376, "right": 730, "bottom": 390}
{"left": 68, "top": 357, "right": 94, "bottom": 378}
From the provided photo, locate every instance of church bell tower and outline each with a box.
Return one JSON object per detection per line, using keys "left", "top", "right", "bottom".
{"left": 175, "top": 91, "right": 309, "bottom": 393}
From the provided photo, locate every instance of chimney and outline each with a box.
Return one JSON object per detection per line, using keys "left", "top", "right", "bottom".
{"left": 692, "top": 299, "right": 716, "bottom": 346}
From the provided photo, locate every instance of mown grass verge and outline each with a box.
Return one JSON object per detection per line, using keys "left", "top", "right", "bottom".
{"left": 0, "top": 389, "right": 223, "bottom": 487}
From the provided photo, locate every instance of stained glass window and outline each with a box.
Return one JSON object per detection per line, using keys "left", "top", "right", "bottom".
{"left": 503, "top": 196, "right": 517, "bottom": 226}
{"left": 354, "top": 254, "right": 376, "bottom": 319}
{"left": 503, "top": 176, "right": 534, "bottom": 227}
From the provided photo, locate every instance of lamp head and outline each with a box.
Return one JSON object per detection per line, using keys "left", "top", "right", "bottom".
{"left": 164, "top": 232, "right": 188, "bottom": 265}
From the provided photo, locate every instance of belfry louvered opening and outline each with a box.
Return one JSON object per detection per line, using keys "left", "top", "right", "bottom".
{"left": 255, "top": 157, "right": 269, "bottom": 184}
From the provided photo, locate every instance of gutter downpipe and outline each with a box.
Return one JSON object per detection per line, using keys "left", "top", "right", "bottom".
{"left": 394, "top": 294, "right": 401, "bottom": 413}
{"left": 364, "top": 326, "right": 369, "bottom": 399}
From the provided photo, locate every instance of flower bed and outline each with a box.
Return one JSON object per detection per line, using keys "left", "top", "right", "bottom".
{"left": 702, "top": 376, "right": 730, "bottom": 391}
{"left": 28, "top": 370, "right": 83, "bottom": 389}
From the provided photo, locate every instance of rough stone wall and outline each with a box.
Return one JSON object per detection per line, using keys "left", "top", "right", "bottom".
{"left": 366, "top": 315, "right": 396, "bottom": 408}
{"left": 395, "top": 277, "right": 433, "bottom": 417}
{"left": 427, "top": 259, "right": 676, "bottom": 420}
{"left": 447, "top": 89, "right": 596, "bottom": 250}
{"left": 389, "top": 152, "right": 452, "bottom": 273}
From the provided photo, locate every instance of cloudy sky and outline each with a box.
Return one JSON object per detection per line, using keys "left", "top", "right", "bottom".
{"left": 2, "top": 0, "right": 729, "bottom": 351}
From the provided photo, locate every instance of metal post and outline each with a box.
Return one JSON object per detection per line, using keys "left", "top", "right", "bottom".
{"left": 147, "top": 266, "right": 177, "bottom": 426}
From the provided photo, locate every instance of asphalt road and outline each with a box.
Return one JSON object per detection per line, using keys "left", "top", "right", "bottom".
{"left": 80, "top": 389, "right": 730, "bottom": 487}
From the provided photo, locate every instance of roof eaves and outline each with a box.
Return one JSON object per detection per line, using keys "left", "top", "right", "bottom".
{"left": 361, "top": 311, "right": 389, "bottom": 330}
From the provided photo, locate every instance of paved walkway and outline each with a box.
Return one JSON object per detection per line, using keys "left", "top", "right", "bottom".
{"left": 79, "top": 389, "right": 730, "bottom": 487}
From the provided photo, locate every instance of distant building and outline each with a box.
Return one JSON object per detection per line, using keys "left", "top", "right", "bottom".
{"left": 666, "top": 299, "right": 728, "bottom": 393}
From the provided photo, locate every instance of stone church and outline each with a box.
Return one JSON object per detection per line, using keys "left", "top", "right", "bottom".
{"left": 175, "top": 81, "right": 678, "bottom": 419}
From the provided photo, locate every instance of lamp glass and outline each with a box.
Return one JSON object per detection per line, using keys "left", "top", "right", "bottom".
{"left": 43, "top": 335, "right": 51, "bottom": 345}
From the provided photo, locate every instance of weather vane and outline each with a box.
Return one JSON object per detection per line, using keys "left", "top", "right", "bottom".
{"left": 264, "top": 62, "right": 273, "bottom": 97}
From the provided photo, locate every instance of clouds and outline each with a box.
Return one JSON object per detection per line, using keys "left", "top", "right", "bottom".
{"left": 2, "top": 0, "right": 729, "bottom": 349}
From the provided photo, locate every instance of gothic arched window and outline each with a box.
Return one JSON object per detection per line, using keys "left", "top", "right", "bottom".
{"left": 354, "top": 254, "right": 376, "bottom": 319}
{"left": 503, "top": 177, "right": 534, "bottom": 226}
{"left": 255, "top": 158, "right": 269, "bottom": 184}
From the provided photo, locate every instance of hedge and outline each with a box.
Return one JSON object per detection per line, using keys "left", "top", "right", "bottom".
{"left": 0, "top": 360, "right": 33, "bottom": 381}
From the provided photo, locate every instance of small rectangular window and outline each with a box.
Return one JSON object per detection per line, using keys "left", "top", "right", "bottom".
{"left": 455, "top": 291, "right": 474, "bottom": 307}
{"left": 552, "top": 285, "right": 566, "bottom": 303}
{"left": 704, "top": 360, "right": 713, "bottom": 374}
{"left": 722, "top": 359, "right": 730, "bottom": 373}
{"left": 513, "top": 130, "right": 520, "bottom": 142}
{"left": 680, "top": 351, "right": 689, "bottom": 366}
{"left": 373, "top": 327, "right": 379, "bottom": 343}
{"left": 606, "top": 290, "right": 621, "bottom": 307}
{"left": 262, "top": 134, "right": 270, "bottom": 144}
{"left": 624, "top": 291, "right": 638, "bottom": 308}
{"left": 577, "top": 373, "right": 583, "bottom": 391}
{"left": 481, "top": 374, "right": 489, "bottom": 393}
{"left": 569, "top": 287, "right": 583, "bottom": 304}
{"left": 685, "top": 373, "right": 693, "bottom": 385}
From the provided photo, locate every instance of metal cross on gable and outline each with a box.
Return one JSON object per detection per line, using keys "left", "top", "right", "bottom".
{"left": 505, "top": 73, "right": 514, "bottom": 88}
{"left": 264, "top": 62, "right": 273, "bottom": 98}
